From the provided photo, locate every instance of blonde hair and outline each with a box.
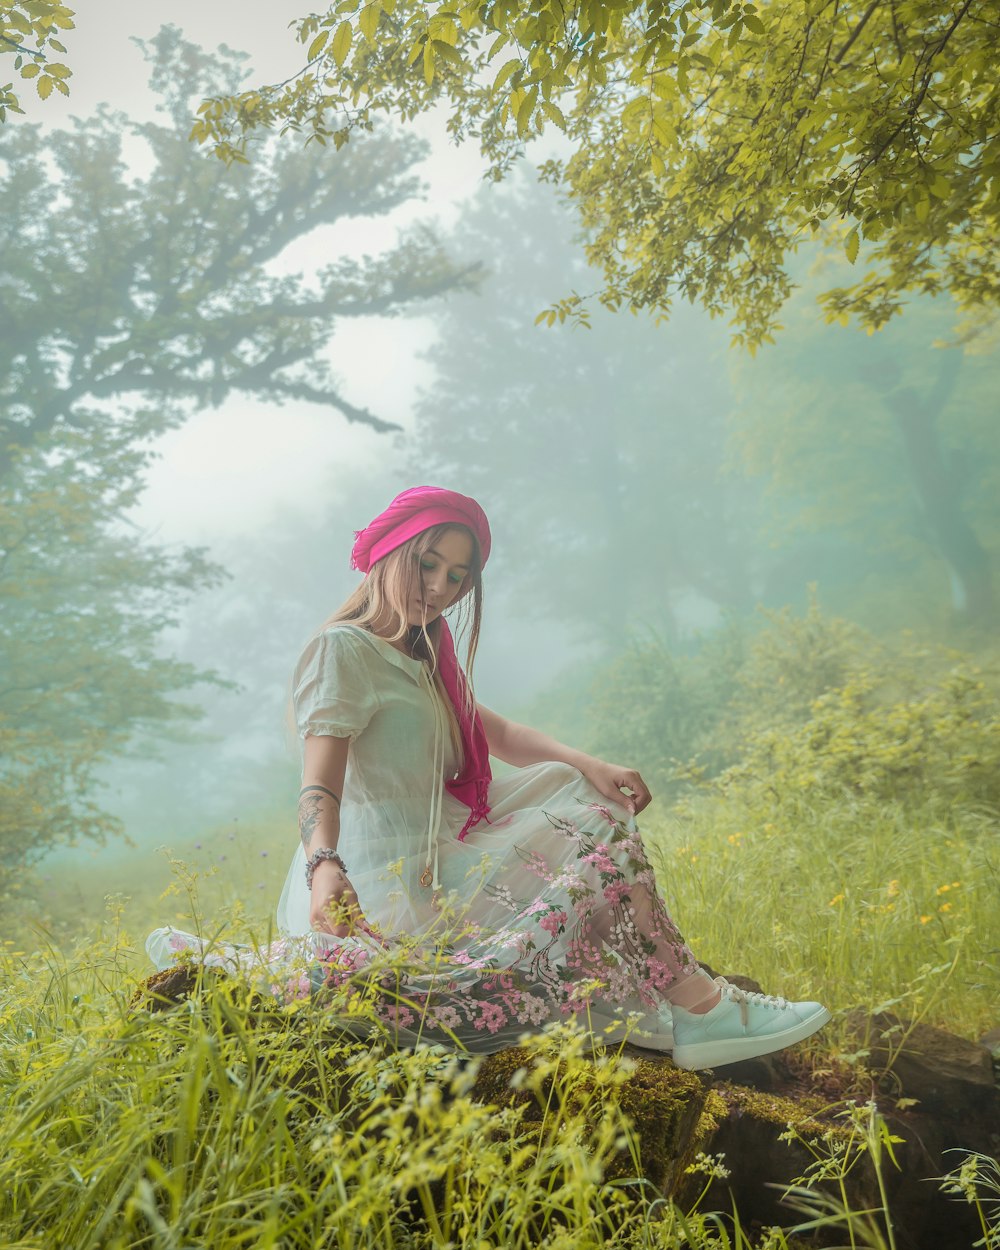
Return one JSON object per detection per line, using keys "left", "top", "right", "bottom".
{"left": 302, "top": 524, "right": 484, "bottom": 764}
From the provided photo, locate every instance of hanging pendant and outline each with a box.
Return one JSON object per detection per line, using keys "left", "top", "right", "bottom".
{"left": 419, "top": 865, "right": 433, "bottom": 889}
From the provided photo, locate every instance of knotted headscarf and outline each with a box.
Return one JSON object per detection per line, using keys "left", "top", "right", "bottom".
{"left": 351, "top": 486, "right": 492, "bottom": 840}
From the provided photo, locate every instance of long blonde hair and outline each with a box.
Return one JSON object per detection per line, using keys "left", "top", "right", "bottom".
{"left": 308, "top": 524, "right": 484, "bottom": 764}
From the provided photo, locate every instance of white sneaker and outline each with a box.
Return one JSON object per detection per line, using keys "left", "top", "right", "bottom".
{"left": 671, "top": 977, "right": 831, "bottom": 1070}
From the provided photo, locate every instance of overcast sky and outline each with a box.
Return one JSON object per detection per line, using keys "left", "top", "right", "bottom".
{"left": 32, "top": 1, "right": 490, "bottom": 548}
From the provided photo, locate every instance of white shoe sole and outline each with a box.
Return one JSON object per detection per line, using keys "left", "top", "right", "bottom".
{"left": 671, "top": 1005, "right": 832, "bottom": 1070}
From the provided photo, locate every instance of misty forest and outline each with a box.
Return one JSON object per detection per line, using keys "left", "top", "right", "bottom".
{"left": 1, "top": 4, "right": 999, "bottom": 1249}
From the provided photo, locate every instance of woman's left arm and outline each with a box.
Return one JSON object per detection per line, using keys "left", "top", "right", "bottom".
{"left": 478, "top": 704, "right": 651, "bottom": 816}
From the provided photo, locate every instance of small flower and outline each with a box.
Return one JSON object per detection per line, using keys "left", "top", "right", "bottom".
{"left": 539, "top": 910, "right": 568, "bottom": 936}
{"left": 920, "top": 915, "right": 933, "bottom": 924}
{"left": 886, "top": 879, "right": 900, "bottom": 898}
{"left": 939, "top": 902, "right": 952, "bottom": 913}
{"left": 828, "top": 893, "right": 845, "bottom": 907}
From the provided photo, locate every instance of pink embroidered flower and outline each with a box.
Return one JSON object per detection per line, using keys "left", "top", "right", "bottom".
{"left": 602, "top": 881, "right": 630, "bottom": 906}
{"left": 583, "top": 851, "right": 616, "bottom": 873}
{"left": 643, "top": 958, "right": 678, "bottom": 993}
{"left": 449, "top": 950, "right": 489, "bottom": 969}
{"left": 382, "top": 1003, "right": 416, "bottom": 1029}
{"left": 430, "top": 1004, "right": 462, "bottom": 1031}
{"left": 521, "top": 850, "right": 555, "bottom": 881}
{"left": 284, "top": 974, "right": 311, "bottom": 1001}
{"left": 474, "top": 1001, "right": 507, "bottom": 1033}
{"left": 539, "top": 909, "right": 568, "bottom": 935}
{"left": 544, "top": 813, "right": 580, "bottom": 838}
{"left": 516, "top": 993, "right": 551, "bottom": 1026}
{"left": 585, "top": 802, "right": 620, "bottom": 828}
{"left": 517, "top": 897, "right": 548, "bottom": 919}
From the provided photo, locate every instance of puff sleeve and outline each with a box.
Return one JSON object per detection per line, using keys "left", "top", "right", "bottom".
{"left": 292, "top": 627, "right": 379, "bottom": 742}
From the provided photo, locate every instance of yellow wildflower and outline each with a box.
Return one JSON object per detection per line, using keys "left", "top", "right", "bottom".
{"left": 828, "top": 893, "right": 845, "bottom": 907}
{"left": 887, "top": 879, "right": 900, "bottom": 898}
{"left": 939, "top": 902, "right": 952, "bottom": 913}
{"left": 920, "top": 915, "right": 933, "bottom": 924}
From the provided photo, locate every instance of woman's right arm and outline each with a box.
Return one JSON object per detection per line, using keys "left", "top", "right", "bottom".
{"left": 300, "top": 733, "right": 364, "bottom": 936}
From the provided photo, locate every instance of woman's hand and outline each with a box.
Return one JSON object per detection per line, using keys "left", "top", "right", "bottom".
{"left": 579, "top": 758, "right": 652, "bottom": 818}
{"left": 309, "top": 858, "right": 367, "bottom": 937}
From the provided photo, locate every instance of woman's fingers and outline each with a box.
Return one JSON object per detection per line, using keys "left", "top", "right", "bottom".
{"left": 614, "top": 769, "right": 652, "bottom": 815}
{"left": 311, "top": 876, "right": 366, "bottom": 937}
{"left": 626, "top": 771, "right": 652, "bottom": 814}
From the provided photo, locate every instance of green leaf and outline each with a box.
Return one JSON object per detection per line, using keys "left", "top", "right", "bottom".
{"left": 541, "top": 100, "right": 566, "bottom": 129}
{"left": 423, "top": 41, "right": 435, "bottom": 85}
{"left": 406, "top": 36, "right": 425, "bottom": 67}
{"left": 929, "top": 174, "right": 949, "bottom": 199}
{"left": 308, "top": 30, "right": 330, "bottom": 60}
{"left": 332, "top": 20, "right": 353, "bottom": 67}
{"left": 359, "top": 1, "right": 381, "bottom": 44}
{"left": 428, "top": 14, "right": 458, "bottom": 46}
{"left": 493, "top": 57, "right": 524, "bottom": 93}
{"left": 37, "top": 74, "right": 53, "bottom": 100}
{"left": 516, "top": 88, "right": 537, "bottom": 137}
{"left": 844, "top": 227, "right": 859, "bottom": 265}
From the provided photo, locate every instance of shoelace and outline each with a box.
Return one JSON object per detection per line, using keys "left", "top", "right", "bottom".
{"left": 715, "top": 977, "right": 789, "bottom": 1028}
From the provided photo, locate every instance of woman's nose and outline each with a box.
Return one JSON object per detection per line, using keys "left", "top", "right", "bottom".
{"left": 422, "top": 569, "right": 446, "bottom": 597}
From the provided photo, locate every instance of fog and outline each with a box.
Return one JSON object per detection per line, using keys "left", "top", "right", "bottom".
{"left": 5, "top": 11, "right": 998, "bottom": 878}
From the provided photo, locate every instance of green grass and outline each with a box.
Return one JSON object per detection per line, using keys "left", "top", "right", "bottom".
{"left": 644, "top": 789, "right": 998, "bottom": 1047}
{"left": 0, "top": 778, "right": 997, "bottom": 1247}
{"left": 1, "top": 812, "right": 294, "bottom": 964}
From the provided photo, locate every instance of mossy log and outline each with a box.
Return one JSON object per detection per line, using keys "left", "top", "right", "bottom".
{"left": 130, "top": 968, "right": 995, "bottom": 1249}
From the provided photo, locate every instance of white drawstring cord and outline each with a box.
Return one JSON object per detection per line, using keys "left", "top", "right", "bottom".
{"left": 419, "top": 666, "right": 446, "bottom": 900}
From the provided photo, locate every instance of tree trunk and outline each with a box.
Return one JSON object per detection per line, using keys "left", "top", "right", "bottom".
{"left": 885, "top": 351, "right": 994, "bottom": 625}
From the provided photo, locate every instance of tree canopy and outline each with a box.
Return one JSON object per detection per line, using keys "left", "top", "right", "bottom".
{"left": 194, "top": 0, "right": 1000, "bottom": 348}
{"left": 0, "top": 0, "right": 73, "bottom": 121}
{"left": 0, "top": 28, "right": 473, "bottom": 891}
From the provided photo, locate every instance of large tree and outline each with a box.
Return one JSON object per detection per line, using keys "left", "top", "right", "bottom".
{"left": 729, "top": 270, "right": 999, "bottom": 628}
{"left": 193, "top": 0, "right": 999, "bottom": 349}
{"left": 0, "top": 28, "right": 474, "bottom": 891}
{"left": 1, "top": 27, "right": 476, "bottom": 478}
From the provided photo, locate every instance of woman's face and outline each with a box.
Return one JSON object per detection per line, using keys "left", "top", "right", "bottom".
{"left": 409, "top": 527, "right": 475, "bottom": 626}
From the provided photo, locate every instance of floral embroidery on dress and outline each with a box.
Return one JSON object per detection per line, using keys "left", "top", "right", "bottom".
{"left": 152, "top": 799, "right": 698, "bottom": 1049}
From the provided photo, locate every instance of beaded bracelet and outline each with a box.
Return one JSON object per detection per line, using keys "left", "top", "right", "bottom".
{"left": 305, "top": 847, "right": 348, "bottom": 890}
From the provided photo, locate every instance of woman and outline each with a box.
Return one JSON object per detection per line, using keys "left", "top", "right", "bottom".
{"left": 148, "top": 486, "right": 830, "bottom": 1069}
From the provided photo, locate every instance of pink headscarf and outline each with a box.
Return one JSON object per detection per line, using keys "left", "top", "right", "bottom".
{"left": 351, "top": 486, "right": 492, "bottom": 840}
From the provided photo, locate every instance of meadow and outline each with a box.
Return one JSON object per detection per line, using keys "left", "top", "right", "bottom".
{"left": 2, "top": 608, "right": 998, "bottom": 1248}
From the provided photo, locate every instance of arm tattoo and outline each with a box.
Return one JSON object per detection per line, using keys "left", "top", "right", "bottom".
{"left": 297, "top": 785, "right": 340, "bottom": 852}
{"left": 299, "top": 784, "right": 341, "bottom": 806}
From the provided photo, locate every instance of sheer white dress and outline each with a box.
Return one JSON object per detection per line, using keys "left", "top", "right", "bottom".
{"left": 147, "top": 625, "right": 703, "bottom": 1052}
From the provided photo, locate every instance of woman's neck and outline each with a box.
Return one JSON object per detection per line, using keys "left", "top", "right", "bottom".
{"left": 368, "top": 621, "right": 421, "bottom": 657}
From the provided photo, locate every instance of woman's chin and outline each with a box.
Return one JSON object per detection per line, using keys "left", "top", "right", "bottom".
{"left": 406, "top": 607, "right": 440, "bottom": 628}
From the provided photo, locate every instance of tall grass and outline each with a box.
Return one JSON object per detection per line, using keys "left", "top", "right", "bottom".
{"left": 0, "top": 784, "right": 996, "bottom": 1248}
{"left": 0, "top": 929, "right": 772, "bottom": 1249}
{"left": 645, "top": 790, "right": 997, "bottom": 1046}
